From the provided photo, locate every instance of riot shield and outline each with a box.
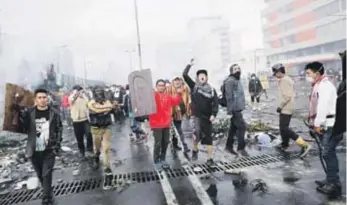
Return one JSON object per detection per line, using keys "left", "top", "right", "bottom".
{"left": 128, "top": 69, "right": 156, "bottom": 117}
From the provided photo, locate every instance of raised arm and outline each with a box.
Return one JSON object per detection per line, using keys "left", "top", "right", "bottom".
{"left": 183, "top": 64, "right": 196, "bottom": 90}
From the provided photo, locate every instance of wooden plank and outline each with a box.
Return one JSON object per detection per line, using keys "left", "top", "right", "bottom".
{"left": 128, "top": 69, "right": 156, "bottom": 117}
{"left": 2, "top": 83, "right": 34, "bottom": 133}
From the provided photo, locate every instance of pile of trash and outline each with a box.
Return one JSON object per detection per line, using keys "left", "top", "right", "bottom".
{"left": 212, "top": 119, "right": 276, "bottom": 139}
{"left": 0, "top": 130, "right": 82, "bottom": 194}
{"left": 246, "top": 121, "right": 274, "bottom": 132}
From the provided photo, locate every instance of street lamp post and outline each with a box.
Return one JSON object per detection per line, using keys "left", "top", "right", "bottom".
{"left": 133, "top": 0, "right": 143, "bottom": 70}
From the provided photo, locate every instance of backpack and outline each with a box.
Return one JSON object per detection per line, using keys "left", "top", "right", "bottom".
{"left": 219, "top": 83, "right": 227, "bottom": 107}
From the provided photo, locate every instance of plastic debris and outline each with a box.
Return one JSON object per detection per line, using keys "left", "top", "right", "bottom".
{"left": 15, "top": 177, "right": 39, "bottom": 190}
{"left": 250, "top": 179, "right": 268, "bottom": 195}
{"left": 61, "top": 146, "right": 72, "bottom": 152}
{"left": 72, "top": 170, "right": 80, "bottom": 176}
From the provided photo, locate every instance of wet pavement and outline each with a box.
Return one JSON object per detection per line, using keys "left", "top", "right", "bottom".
{"left": 1, "top": 80, "right": 346, "bottom": 205}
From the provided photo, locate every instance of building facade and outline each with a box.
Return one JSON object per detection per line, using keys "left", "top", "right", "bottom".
{"left": 262, "top": 0, "right": 346, "bottom": 76}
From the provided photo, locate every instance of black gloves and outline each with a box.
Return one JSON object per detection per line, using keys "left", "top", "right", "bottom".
{"left": 276, "top": 107, "right": 282, "bottom": 113}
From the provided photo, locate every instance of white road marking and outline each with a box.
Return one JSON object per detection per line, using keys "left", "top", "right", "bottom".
{"left": 172, "top": 125, "right": 214, "bottom": 205}
{"left": 143, "top": 121, "right": 179, "bottom": 205}
{"left": 157, "top": 170, "right": 179, "bottom": 205}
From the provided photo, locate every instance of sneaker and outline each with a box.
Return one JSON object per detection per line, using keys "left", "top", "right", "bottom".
{"left": 130, "top": 134, "right": 135, "bottom": 142}
{"left": 155, "top": 162, "right": 162, "bottom": 170}
{"left": 237, "top": 150, "right": 249, "bottom": 157}
{"left": 92, "top": 156, "right": 100, "bottom": 169}
{"left": 315, "top": 179, "right": 327, "bottom": 187}
{"left": 300, "top": 144, "right": 311, "bottom": 158}
{"left": 161, "top": 161, "right": 170, "bottom": 169}
{"left": 174, "top": 145, "right": 182, "bottom": 151}
{"left": 135, "top": 138, "right": 144, "bottom": 144}
{"left": 192, "top": 150, "right": 198, "bottom": 161}
{"left": 275, "top": 144, "right": 288, "bottom": 152}
{"left": 225, "top": 147, "right": 239, "bottom": 156}
{"left": 206, "top": 159, "right": 216, "bottom": 167}
{"left": 184, "top": 147, "right": 191, "bottom": 154}
{"left": 104, "top": 167, "right": 112, "bottom": 175}
{"left": 316, "top": 183, "right": 342, "bottom": 197}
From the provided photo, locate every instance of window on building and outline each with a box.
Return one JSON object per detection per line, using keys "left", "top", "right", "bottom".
{"left": 283, "top": 35, "right": 296, "bottom": 45}
{"left": 283, "top": 2, "right": 294, "bottom": 13}
{"left": 315, "top": 0, "right": 340, "bottom": 19}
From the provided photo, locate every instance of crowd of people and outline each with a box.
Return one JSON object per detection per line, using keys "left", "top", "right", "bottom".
{"left": 15, "top": 50, "right": 346, "bottom": 204}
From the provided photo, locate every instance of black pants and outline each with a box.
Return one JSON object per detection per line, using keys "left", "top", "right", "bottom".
{"left": 31, "top": 150, "right": 55, "bottom": 202}
{"left": 73, "top": 120, "right": 93, "bottom": 155}
{"left": 251, "top": 96, "right": 260, "bottom": 103}
{"left": 194, "top": 117, "right": 213, "bottom": 145}
{"left": 279, "top": 114, "right": 298, "bottom": 147}
{"left": 152, "top": 128, "right": 170, "bottom": 163}
{"left": 226, "top": 111, "right": 246, "bottom": 150}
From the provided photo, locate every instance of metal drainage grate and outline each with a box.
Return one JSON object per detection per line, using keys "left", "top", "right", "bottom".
{"left": 0, "top": 178, "right": 101, "bottom": 205}
{"left": 1, "top": 148, "right": 345, "bottom": 205}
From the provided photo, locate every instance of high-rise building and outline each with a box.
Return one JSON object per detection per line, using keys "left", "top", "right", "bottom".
{"left": 262, "top": 0, "right": 346, "bottom": 76}
{"left": 187, "top": 16, "right": 231, "bottom": 86}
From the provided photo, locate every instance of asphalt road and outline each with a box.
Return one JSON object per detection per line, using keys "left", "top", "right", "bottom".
{"left": 1, "top": 77, "right": 346, "bottom": 205}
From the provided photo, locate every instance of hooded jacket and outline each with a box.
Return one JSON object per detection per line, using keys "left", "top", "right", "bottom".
{"left": 224, "top": 71, "right": 246, "bottom": 114}
{"left": 248, "top": 75, "right": 263, "bottom": 95}
{"left": 149, "top": 91, "right": 181, "bottom": 129}
{"left": 332, "top": 51, "right": 346, "bottom": 135}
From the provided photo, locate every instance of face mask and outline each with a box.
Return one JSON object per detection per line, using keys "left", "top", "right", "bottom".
{"left": 306, "top": 76, "right": 314, "bottom": 83}
{"left": 234, "top": 72, "right": 241, "bottom": 80}
{"left": 251, "top": 77, "right": 255, "bottom": 80}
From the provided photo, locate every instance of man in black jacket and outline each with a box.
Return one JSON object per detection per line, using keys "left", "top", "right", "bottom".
{"left": 183, "top": 59, "right": 219, "bottom": 166}
{"left": 248, "top": 73, "right": 263, "bottom": 111}
{"left": 315, "top": 50, "right": 346, "bottom": 196}
{"left": 24, "top": 88, "right": 63, "bottom": 205}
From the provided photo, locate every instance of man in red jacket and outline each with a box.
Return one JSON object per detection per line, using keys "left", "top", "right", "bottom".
{"left": 150, "top": 79, "right": 182, "bottom": 169}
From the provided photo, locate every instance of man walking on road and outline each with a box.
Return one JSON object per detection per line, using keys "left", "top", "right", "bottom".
{"left": 87, "top": 86, "right": 113, "bottom": 174}
{"left": 223, "top": 64, "right": 248, "bottom": 157}
{"left": 272, "top": 63, "right": 311, "bottom": 157}
{"left": 149, "top": 79, "right": 182, "bottom": 169}
{"left": 183, "top": 59, "right": 219, "bottom": 166}
{"left": 69, "top": 85, "right": 93, "bottom": 160}
{"left": 305, "top": 61, "right": 341, "bottom": 196}
{"left": 248, "top": 73, "right": 263, "bottom": 111}
{"left": 24, "top": 88, "right": 63, "bottom": 205}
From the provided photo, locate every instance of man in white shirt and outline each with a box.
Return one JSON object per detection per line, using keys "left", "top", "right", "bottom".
{"left": 305, "top": 61, "right": 340, "bottom": 197}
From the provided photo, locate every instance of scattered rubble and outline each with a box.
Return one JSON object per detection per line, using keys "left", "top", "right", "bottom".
{"left": 15, "top": 177, "right": 39, "bottom": 190}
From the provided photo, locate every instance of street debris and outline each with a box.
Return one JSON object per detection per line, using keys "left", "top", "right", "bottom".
{"left": 72, "top": 170, "right": 80, "bottom": 176}
{"left": 250, "top": 179, "right": 268, "bottom": 195}
{"left": 61, "top": 146, "right": 73, "bottom": 152}
{"left": 15, "top": 176, "right": 39, "bottom": 190}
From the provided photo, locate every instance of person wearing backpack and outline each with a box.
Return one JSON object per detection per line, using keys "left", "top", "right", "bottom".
{"left": 223, "top": 64, "right": 248, "bottom": 157}
{"left": 183, "top": 59, "right": 219, "bottom": 167}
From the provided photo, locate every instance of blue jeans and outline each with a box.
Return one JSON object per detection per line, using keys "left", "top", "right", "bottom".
{"left": 130, "top": 118, "right": 144, "bottom": 139}
{"left": 322, "top": 128, "right": 343, "bottom": 184}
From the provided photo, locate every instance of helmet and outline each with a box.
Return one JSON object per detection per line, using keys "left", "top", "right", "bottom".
{"left": 271, "top": 63, "right": 285, "bottom": 75}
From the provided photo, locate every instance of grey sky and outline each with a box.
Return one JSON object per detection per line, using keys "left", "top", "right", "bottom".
{"left": 0, "top": 0, "right": 265, "bottom": 84}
